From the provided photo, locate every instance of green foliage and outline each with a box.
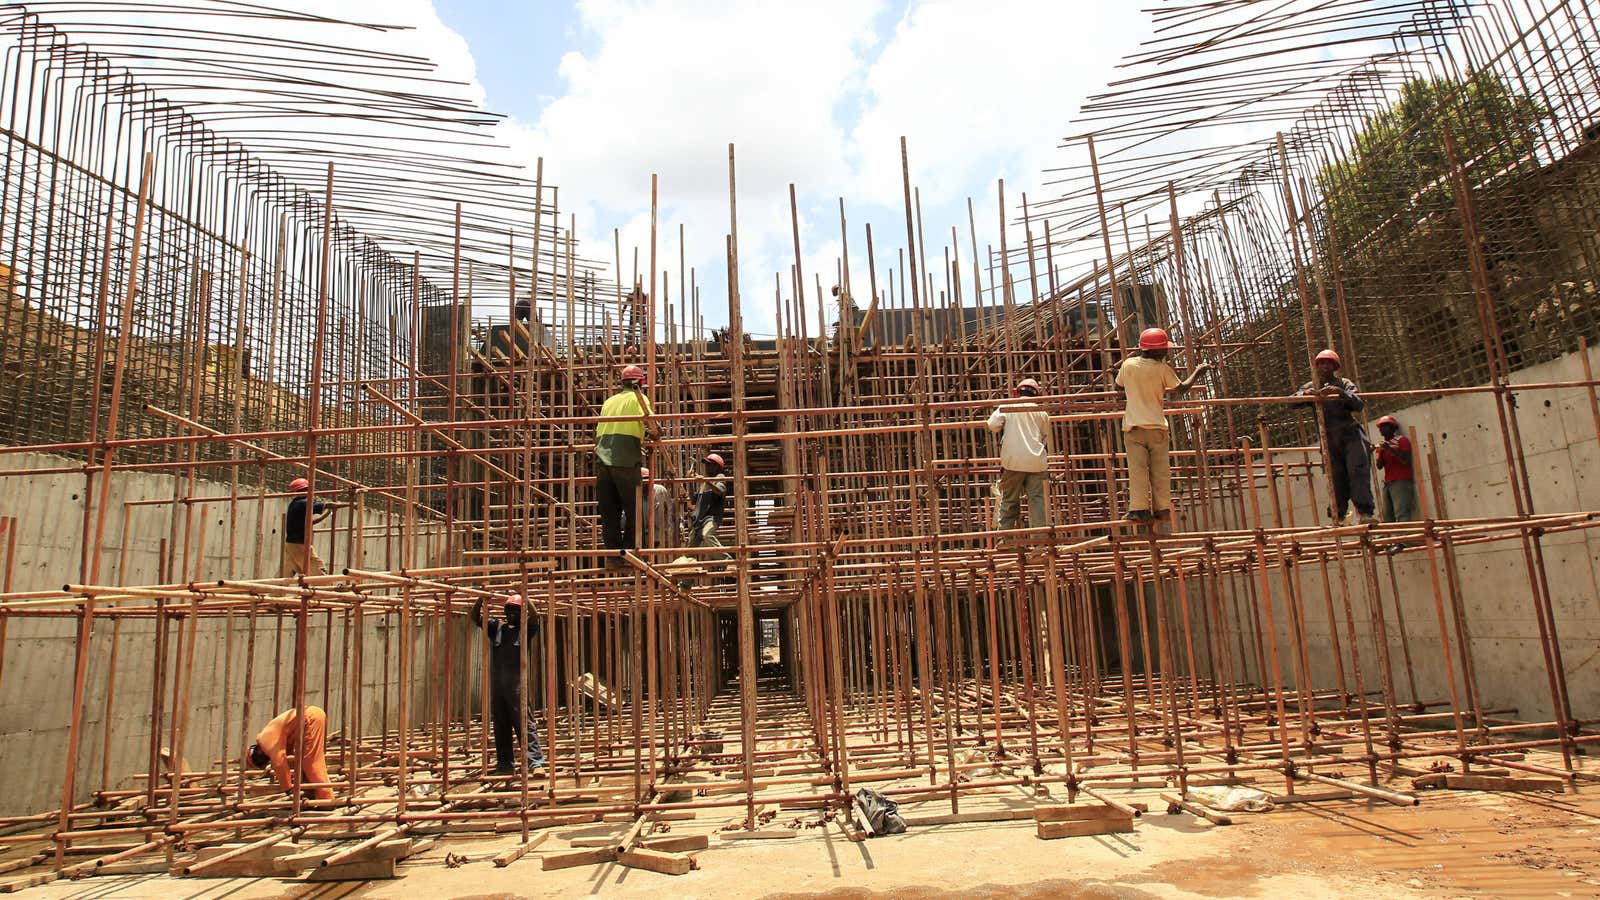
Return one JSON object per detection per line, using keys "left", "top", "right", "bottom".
{"left": 1316, "top": 73, "right": 1545, "bottom": 250}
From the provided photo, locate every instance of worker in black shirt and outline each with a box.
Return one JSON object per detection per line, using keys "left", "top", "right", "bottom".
{"left": 470, "top": 594, "right": 546, "bottom": 774}
{"left": 688, "top": 453, "right": 730, "bottom": 558}
{"left": 280, "top": 477, "right": 344, "bottom": 577}
{"left": 1294, "top": 349, "right": 1377, "bottom": 525}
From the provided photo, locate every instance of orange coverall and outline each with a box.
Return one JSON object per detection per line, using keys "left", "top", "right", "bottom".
{"left": 254, "top": 706, "right": 332, "bottom": 800}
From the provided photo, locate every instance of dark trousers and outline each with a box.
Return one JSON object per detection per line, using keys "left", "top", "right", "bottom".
{"left": 1329, "top": 429, "right": 1375, "bottom": 518}
{"left": 490, "top": 674, "right": 544, "bottom": 769}
{"left": 595, "top": 464, "right": 642, "bottom": 550}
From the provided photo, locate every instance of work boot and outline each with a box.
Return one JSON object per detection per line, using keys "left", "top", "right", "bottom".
{"left": 1125, "top": 509, "right": 1152, "bottom": 524}
{"left": 1359, "top": 513, "right": 1379, "bottom": 526}
{"left": 493, "top": 762, "right": 514, "bottom": 776}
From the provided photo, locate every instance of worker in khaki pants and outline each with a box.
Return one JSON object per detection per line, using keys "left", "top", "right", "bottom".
{"left": 986, "top": 378, "right": 1052, "bottom": 531}
{"left": 280, "top": 477, "right": 341, "bottom": 576}
{"left": 1115, "top": 328, "right": 1210, "bottom": 525}
{"left": 247, "top": 706, "right": 333, "bottom": 800}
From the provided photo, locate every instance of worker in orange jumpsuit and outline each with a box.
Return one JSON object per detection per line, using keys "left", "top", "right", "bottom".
{"left": 247, "top": 706, "right": 333, "bottom": 800}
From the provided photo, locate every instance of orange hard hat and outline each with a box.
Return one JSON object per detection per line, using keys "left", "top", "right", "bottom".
{"left": 288, "top": 478, "right": 309, "bottom": 492}
{"left": 704, "top": 452, "right": 725, "bottom": 468}
{"left": 1376, "top": 415, "right": 1399, "bottom": 428}
{"left": 1138, "top": 327, "right": 1172, "bottom": 351}
{"left": 505, "top": 593, "right": 523, "bottom": 607}
{"left": 621, "top": 364, "right": 646, "bottom": 384}
{"left": 1314, "top": 349, "right": 1342, "bottom": 369}
{"left": 640, "top": 467, "right": 651, "bottom": 480}
{"left": 1016, "top": 377, "right": 1041, "bottom": 394}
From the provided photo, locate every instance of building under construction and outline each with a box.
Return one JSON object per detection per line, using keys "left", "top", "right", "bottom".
{"left": 0, "top": 0, "right": 1597, "bottom": 894}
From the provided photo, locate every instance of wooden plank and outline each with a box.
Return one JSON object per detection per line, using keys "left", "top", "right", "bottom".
{"left": 902, "top": 808, "right": 1034, "bottom": 827}
{"left": 1414, "top": 773, "right": 1566, "bottom": 792}
{"left": 95, "top": 859, "right": 172, "bottom": 876}
{"left": 1036, "top": 818, "right": 1132, "bottom": 839}
{"left": 303, "top": 858, "right": 397, "bottom": 882}
{"left": 1034, "top": 804, "right": 1132, "bottom": 823}
{"left": 638, "top": 834, "right": 710, "bottom": 853}
{"left": 492, "top": 832, "right": 548, "bottom": 867}
{"left": 617, "top": 847, "right": 694, "bottom": 876}
{"left": 1268, "top": 789, "right": 1356, "bottom": 804}
{"left": 0, "top": 872, "right": 57, "bottom": 893}
{"left": 541, "top": 847, "right": 617, "bottom": 871}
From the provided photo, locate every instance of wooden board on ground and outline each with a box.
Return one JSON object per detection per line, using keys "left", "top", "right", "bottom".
{"left": 1034, "top": 803, "right": 1135, "bottom": 839}
{"left": 180, "top": 844, "right": 304, "bottom": 878}
{"left": 1412, "top": 773, "right": 1566, "bottom": 792}
{"left": 576, "top": 673, "right": 618, "bottom": 709}
{"left": 718, "top": 829, "right": 797, "bottom": 840}
{"left": 493, "top": 832, "right": 548, "bottom": 867}
{"left": 618, "top": 847, "right": 694, "bottom": 875}
{"left": 541, "top": 847, "right": 617, "bottom": 871}
{"left": 901, "top": 808, "right": 1035, "bottom": 827}
{"left": 638, "top": 834, "right": 710, "bottom": 852}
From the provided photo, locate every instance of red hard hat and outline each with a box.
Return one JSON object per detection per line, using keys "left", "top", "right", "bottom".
{"left": 288, "top": 478, "right": 309, "bottom": 492}
{"left": 1376, "top": 415, "right": 1399, "bottom": 428}
{"left": 621, "top": 364, "right": 646, "bottom": 384}
{"left": 505, "top": 593, "right": 523, "bottom": 607}
{"left": 1017, "top": 377, "right": 1041, "bottom": 393}
{"left": 704, "top": 453, "right": 725, "bottom": 468}
{"left": 1138, "top": 327, "right": 1171, "bottom": 351}
{"left": 640, "top": 467, "right": 651, "bottom": 480}
{"left": 1314, "top": 349, "right": 1342, "bottom": 369}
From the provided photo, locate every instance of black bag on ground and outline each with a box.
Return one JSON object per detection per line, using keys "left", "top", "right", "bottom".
{"left": 854, "top": 787, "right": 906, "bottom": 835}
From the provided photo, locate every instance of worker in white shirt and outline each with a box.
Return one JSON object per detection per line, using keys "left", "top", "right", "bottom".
{"left": 1114, "top": 327, "right": 1211, "bottom": 524}
{"left": 985, "top": 377, "right": 1052, "bottom": 530}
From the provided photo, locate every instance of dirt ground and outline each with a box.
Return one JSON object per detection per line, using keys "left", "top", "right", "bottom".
{"left": 17, "top": 782, "right": 1599, "bottom": 899}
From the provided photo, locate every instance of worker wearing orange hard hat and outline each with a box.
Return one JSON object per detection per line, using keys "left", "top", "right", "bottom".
{"left": 985, "top": 376, "right": 1053, "bottom": 531}
{"left": 593, "top": 364, "right": 656, "bottom": 564}
{"left": 688, "top": 452, "right": 730, "bottom": 557}
{"left": 1373, "top": 415, "right": 1416, "bottom": 522}
{"left": 1115, "top": 328, "right": 1212, "bottom": 525}
{"left": 471, "top": 593, "right": 546, "bottom": 774}
{"left": 279, "top": 477, "right": 343, "bottom": 577}
{"left": 247, "top": 706, "right": 334, "bottom": 801}
{"left": 1295, "top": 349, "right": 1377, "bottom": 525}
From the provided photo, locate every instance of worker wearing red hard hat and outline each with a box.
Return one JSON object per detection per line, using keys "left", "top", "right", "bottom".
{"left": 470, "top": 593, "right": 546, "bottom": 774}
{"left": 985, "top": 376, "right": 1052, "bottom": 531}
{"left": 280, "top": 476, "right": 343, "bottom": 577}
{"left": 688, "top": 452, "right": 731, "bottom": 557}
{"left": 1373, "top": 415, "right": 1415, "bottom": 522}
{"left": 1115, "top": 327, "right": 1212, "bottom": 525}
{"left": 593, "top": 364, "right": 656, "bottom": 563}
{"left": 1296, "top": 348, "right": 1377, "bottom": 525}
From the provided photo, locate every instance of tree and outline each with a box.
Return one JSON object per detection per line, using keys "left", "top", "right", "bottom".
{"left": 1316, "top": 73, "right": 1545, "bottom": 251}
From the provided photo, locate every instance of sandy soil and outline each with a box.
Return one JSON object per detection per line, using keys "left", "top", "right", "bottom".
{"left": 17, "top": 782, "right": 1599, "bottom": 899}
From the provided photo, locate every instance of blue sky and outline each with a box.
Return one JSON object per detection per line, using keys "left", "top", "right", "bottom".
{"left": 423, "top": 0, "right": 1150, "bottom": 338}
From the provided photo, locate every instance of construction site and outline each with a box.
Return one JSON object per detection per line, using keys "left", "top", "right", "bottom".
{"left": 0, "top": 0, "right": 1598, "bottom": 895}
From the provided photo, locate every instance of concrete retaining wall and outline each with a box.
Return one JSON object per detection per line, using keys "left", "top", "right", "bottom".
{"left": 1190, "top": 344, "right": 1600, "bottom": 726}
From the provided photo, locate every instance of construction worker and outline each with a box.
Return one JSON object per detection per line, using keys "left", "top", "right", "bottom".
{"left": 688, "top": 453, "right": 730, "bottom": 555}
{"left": 470, "top": 595, "right": 546, "bottom": 775}
{"left": 1296, "top": 349, "right": 1378, "bottom": 525}
{"left": 280, "top": 478, "right": 341, "bottom": 577}
{"left": 1115, "top": 328, "right": 1211, "bottom": 524}
{"left": 1374, "top": 415, "right": 1416, "bottom": 522}
{"left": 593, "top": 364, "right": 655, "bottom": 564}
{"left": 247, "top": 706, "right": 333, "bottom": 800}
{"left": 642, "top": 467, "right": 677, "bottom": 550}
{"left": 985, "top": 377, "right": 1052, "bottom": 530}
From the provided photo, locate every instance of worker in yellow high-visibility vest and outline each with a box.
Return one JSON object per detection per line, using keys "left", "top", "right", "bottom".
{"left": 594, "top": 364, "right": 655, "bottom": 566}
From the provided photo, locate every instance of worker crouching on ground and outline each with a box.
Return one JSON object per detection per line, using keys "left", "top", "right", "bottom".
{"left": 1374, "top": 415, "right": 1416, "bottom": 522}
{"left": 594, "top": 364, "right": 656, "bottom": 567}
{"left": 642, "top": 467, "right": 677, "bottom": 550}
{"left": 247, "top": 706, "right": 334, "bottom": 801}
{"left": 688, "top": 453, "right": 731, "bottom": 559}
{"left": 1115, "top": 328, "right": 1211, "bottom": 525}
{"left": 280, "top": 478, "right": 343, "bottom": 577}
{"left": 1296, "top": 349, "right": 1378, "bottom": 525}
{"left": 986, "top": 377, "right": 1052, "bottom": 531}
{"left": 470, "top": 594, "right": 547, "bottom": 775}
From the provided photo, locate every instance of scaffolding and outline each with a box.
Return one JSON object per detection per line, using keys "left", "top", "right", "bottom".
{"left": 0, "top": 0, "right": 1598, "bottom": 887}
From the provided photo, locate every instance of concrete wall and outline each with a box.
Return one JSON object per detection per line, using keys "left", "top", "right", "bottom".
{"left": 1189, "top": 344, "right": 1600, "bottom": 725}
{"left": 0, "top": 452, "right": 473, "bottom": 816}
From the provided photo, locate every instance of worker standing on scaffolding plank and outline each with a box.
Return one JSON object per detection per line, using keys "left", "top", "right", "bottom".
{"left": 641, "top": 466, "right": 677, "bottom": 550}
{"left": 247, "top": 706, "right": 334, "bottom": 800}
{"left": 688, "top": 452, "right": 731, "bottom": 559}
{"left": 1374, "top": 415, "right": 1416, "bottom": 522}
{"left": 280, "top": 477, "right": 341, "bottom": 577}
{"left": 594, "top": 364, "right": 655, "bottom": 567}
{"left": 1116, "top": 328, "right": 1211, "bottom": 526}
{"left": 986, "top": 377, "right": 1052, "bottom": 531}
{"left": 471, "top": 595, "right": 546, "bottom": 775}
{"left": 1296, "top": 348, "right": 1378, "bottom": 525}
